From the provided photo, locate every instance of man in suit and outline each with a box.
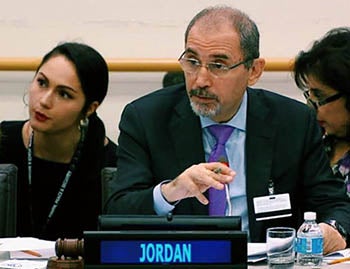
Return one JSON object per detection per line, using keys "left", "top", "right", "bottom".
{"left": 105, "top": 5, "right": 350, "bottom": 254}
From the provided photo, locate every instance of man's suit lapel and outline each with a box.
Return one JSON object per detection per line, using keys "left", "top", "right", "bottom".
{"left": 246, "top": 88, "right": 277, "bottom": 241}
{"left": 168, "top": 93, "right": 205, "bottom": 168}
{"left": 168, "top": 90, "right": 207, "bottom": 214}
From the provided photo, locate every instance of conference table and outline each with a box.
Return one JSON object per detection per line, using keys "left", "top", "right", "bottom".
{"left": 0, "top": 257, "right": 348, "bottom": 268}
{"left": 1, "top": 242, "right": 349, "bottom": 269}
{"left": 249, "top": 262, "right": 349, "bottom": 268}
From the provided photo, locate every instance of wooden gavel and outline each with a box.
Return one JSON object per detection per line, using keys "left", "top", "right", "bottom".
{"left": 46, "top": 238, "right": 84, "bottom": 269}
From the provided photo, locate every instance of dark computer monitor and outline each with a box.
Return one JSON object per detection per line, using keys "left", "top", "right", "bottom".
{"left": 84, "top": 215, "right": 247, "bottom": 268}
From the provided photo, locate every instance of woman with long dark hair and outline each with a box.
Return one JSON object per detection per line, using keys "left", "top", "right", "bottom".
{"left": 0, "top": 42, "right": 117, "bottom": 240}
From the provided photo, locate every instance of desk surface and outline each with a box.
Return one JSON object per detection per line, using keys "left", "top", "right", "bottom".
{"left": 0, "top": 260, "right": 350, "bottom": 269}
{"left": 1, "top": 253, "right": 349, "bottom": 269}
{"left": 249, "top": 262, "right": 349, "bottom": 268}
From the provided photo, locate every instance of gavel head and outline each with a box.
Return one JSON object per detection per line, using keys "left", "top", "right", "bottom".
{"left": 55, "top": 238, "right": 84, "bottom": 258}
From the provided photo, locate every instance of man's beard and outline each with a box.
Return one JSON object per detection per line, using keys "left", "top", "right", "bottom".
{"left": 189, "top": 88, "right": 221, "bottom": 118}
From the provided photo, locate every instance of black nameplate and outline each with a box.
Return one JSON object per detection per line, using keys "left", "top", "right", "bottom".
{"left": 84, "top": 230, "right": 247, "bottom": 269}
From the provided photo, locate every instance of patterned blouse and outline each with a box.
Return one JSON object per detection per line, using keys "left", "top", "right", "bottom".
{"left": 324, "top": 135, "right": 350, "bottom": 197}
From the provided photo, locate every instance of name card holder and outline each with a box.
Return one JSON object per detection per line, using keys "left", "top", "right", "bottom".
{"left": 84, "top": 230, "right": 247, "bottom": 269}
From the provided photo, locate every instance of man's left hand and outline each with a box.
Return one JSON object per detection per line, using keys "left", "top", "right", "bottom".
{"left": 319, "top": 222, "right": 347, "bottom": 254}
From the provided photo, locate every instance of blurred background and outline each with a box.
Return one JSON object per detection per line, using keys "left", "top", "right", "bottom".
{"left": 1, "top": 0, "right": 348, "bottom": 142}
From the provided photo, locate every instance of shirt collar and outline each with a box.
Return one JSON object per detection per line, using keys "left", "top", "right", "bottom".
{"left": 200, "top": 91, "right": 247, "bottom": 131}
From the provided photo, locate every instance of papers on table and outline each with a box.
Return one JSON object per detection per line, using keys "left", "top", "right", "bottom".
{"left": 248, "top": 242, "right": 267, "bottom": 263}
{"left": 10, "top": 248, "right": 55, "bottom": 259}
{"left": 0, "top": 237, "right": 55, "bottom": 253}
{"left": 0, "top": 237, "right": 55, "bottom": 269}
{"left": 0, "top": 259, "right": 47, "bottom": 269}
{"left": 247, "top": 243, "right": 350, "bottom": 265}
{"left": 324, "top": 248, "right": 350, "bottom": 264}
{"left": 324, "top": 248, "right": 350, "bottom": 259}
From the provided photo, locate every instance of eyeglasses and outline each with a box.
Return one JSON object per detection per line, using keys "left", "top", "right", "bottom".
{"left": 178, "top": 51, "right": 252, "bottom": 77}
{"left": 303, "top": 90, "right": 343, "bottom": 109}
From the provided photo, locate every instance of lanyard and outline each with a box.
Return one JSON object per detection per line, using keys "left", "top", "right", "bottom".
{"left": 27, "top": 129, "right": 85, "bottom": 225}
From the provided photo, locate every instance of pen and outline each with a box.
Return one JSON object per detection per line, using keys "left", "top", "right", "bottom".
{"left": 328, "top": 256, "right": 350, "bottom": 265}
{"left": 21, "top": 250, "right": 42, "bottom": 257}
{"left": 212, "top": 167, "right": 232, "bottom": 216}
{"left": 213, "top": 168, "right": 222, "bottom": 174}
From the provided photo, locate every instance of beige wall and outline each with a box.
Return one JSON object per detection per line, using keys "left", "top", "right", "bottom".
{"left": 0, "top": 0, "right": 348, "bottom": 141}
{"left": 1, "top": 0, "right": 349, "bottom": 59}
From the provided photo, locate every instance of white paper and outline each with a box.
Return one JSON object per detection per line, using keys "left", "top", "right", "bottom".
{"left": 0, "top": 237, "right": 55, "bottom": 251}
{"left": 248, "top": 242, "right": 267, "bottom": 263}
{"left": 323, "top": 248, "right": 350, "bottom": 261}
{"left": 0, "top": 237, "right": 55, "bottom": 260}
{"left": 0, "top": 259, "right": 47, "bottom": 269}
{"left": 10, "top": 248, "right": 56, "bottom": 259}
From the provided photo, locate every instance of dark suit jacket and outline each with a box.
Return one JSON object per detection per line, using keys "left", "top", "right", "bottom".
{"left": 105, "top": 84, "right": 350, "bottom": 242}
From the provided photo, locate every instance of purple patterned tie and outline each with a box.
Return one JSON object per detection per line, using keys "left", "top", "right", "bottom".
{"left": 207, "top": 125, "right": 234, "bottom": 216}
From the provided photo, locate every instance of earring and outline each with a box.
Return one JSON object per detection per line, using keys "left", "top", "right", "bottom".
{"left": 79, "top": 117, "right": 89, "bottom": 130}
{"left": 22, "top": 90, "right": 29, "bottom": 106}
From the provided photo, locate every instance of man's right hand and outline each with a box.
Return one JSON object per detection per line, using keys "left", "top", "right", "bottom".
{"left": 161, "top": 162, "right": 235, "bottom": 205}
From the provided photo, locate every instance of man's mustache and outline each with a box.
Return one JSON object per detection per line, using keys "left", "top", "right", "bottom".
{"left": 189, "top": 88, "right": 218, "bottom": 100}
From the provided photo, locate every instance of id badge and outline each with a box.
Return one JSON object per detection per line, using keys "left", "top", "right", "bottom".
{"left": 253, "top": 193, "right": 292, "bottom": 221}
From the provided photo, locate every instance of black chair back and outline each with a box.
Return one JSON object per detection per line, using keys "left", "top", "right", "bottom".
{"left": 0, "top": 163, "right": 17, "bottom": 237}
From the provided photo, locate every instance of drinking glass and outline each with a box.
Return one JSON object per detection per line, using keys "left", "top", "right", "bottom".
{"left": 266, "top": 227, "right": 295, "bottom": 269}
